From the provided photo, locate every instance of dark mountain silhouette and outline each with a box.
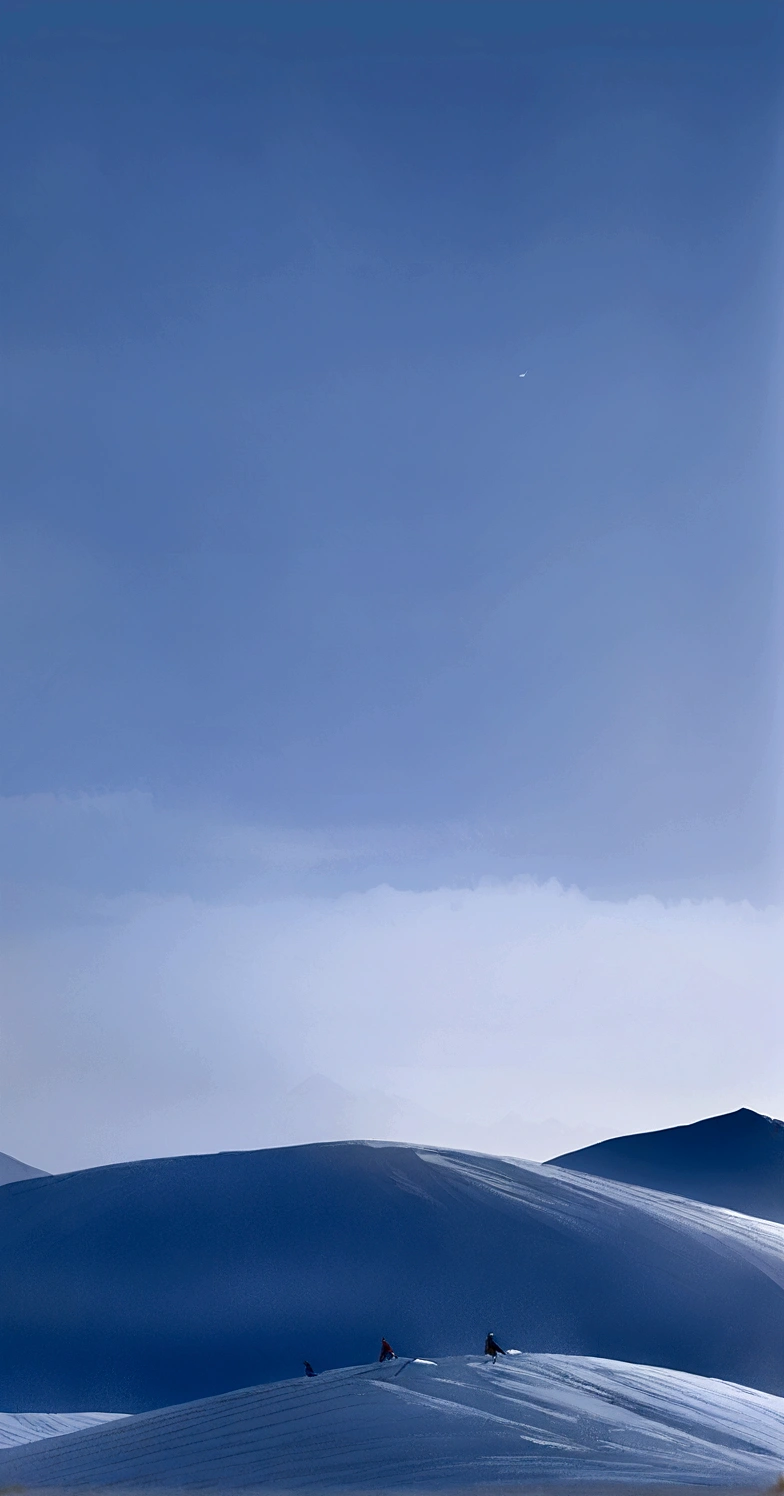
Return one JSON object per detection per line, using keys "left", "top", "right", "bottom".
{"left": 552, "top": 1107, "right": 784, "bottom": 1221}
{"left": 2, "top": 1140, "right": 784, "bottom": 1411}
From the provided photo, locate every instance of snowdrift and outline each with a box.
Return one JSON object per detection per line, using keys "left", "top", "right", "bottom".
{"left": 0, "top": 1148, "right": 48, "bottom": 1185}
{"left": 553, "top": 1107, "right": 784, "bottom": 1222}
{"left": 4, "top": 1140, "right": 784, "bottom": 1411}
{"left": 0, "top": 1410, "right": 123, "bottom": 1448}
{"left": 0, "top": 1354, "right": 783, "bottom": 1489}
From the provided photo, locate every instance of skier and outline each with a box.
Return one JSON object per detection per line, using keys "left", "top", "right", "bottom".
{"left": 485, "top": 1332, "right": 505, "bottom": 1362}
{"left": 303, "top": 1362, "right": 316, "bottom": 1378}
{"left": 379, "top": 1338, "right": 397, "bottom": 1362}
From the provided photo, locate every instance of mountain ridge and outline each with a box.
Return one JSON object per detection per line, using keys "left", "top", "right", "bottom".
{"left": 1, "top": 1139, "right": 784, "bottom": 1410}
{"left": 551, "top": 1106, "right": 784, "bottom": 1222}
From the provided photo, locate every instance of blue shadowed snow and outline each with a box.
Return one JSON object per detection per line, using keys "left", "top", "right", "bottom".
{"left": 3, "top": 1141, "right": 784, "bottom": 1410}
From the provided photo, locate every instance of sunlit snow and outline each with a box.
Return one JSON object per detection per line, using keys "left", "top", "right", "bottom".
{"left": 1, "top": 1355, "right": 783, "bottom": 1488}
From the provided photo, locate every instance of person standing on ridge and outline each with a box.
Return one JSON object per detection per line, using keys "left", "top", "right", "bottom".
{"left": 379, "top": 1338, "right": 396, "bottom": 1362}
{"left": 303, "top": 1362, "right": 316, "bottom": 1377}
{"left": 485, "top": 1332, "right": 505, "bottom": 1362}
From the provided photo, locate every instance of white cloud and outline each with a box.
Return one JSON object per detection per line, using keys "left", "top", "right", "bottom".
{"left": 0, "top": 873, "right": 781, "bottom": 1173}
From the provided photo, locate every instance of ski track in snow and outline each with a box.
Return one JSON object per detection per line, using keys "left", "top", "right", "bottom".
{"left": 1, "top": 1355, "right": 784, "bottom": 1488}
{"left": 423, "top": 1147, "right": 784, "bottom": 1288}
{"left": 0, "top": 1410, "right": 124, "bottom": 1447}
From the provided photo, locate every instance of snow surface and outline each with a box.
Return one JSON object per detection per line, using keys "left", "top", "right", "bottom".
{"left": 0, "top": 1410, "right": 123, "bottom": 1447}
{"left": 553, "top": 1107, "right": 784, "bottom": 1223}
{"left": 5, "top": 1140, "right": 784, "bottom": 1408}
{"left": 0, "top": 1355, "right": 783, "bottom": 1488}
{"left": 0, "top": 1148, "right": 48, "bottom": 1185}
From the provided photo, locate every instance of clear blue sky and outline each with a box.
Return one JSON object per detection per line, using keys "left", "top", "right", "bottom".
{"left": 2, "top": 3, "right": 783, "bottom": 1168}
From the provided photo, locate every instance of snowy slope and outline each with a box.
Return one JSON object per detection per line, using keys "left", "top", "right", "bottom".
{"left": 5, "top": 1140, "right": 784, "bottom": 1410}
{"left": 0, "top": 1354, "right": 783, "bottom": 1488}
{"left": 553, "top": 1107, "right": 784, "bottom": 1223}
{"left": 0, "top": 1411, "right": 123, "bottom": 1448}
{"left": 0, "top": 1149, "right": 48, "bottom": 1185}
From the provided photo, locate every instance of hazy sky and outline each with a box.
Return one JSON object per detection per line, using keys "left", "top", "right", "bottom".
{"left": 2, "top": 1, "right": 783, "bottom": 1172}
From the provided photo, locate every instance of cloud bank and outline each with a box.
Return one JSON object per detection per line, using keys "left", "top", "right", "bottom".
{"left": 1, "top": 863, "right": 780, "bottom": 1172}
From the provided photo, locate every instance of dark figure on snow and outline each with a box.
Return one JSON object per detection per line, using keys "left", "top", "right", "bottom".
{"left": 485, "top": 1332, "right": 505, "bottom": 1362}
{"left": 303, "top": 1362, "right": 316, "bottom": 1378}
{"left": 379, "top": 1338, "right": 396, "bottom": 1362}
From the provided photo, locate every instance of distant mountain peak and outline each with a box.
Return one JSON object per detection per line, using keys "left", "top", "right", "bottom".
{"left": 551, "top": 1107, "right": 784, "bottom": 1222}
{"left": 696, "top": 1106, "right": 783, "bottom": 1127}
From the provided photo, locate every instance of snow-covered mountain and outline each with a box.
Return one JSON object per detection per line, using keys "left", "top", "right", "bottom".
{"left": 0, "top": 1149, "right": 48, "bottom": 1185}
{"left": 4, "top": 1140, "right": 784, "bottom": 1411}
{"left": 1, "top": 1354, "right": 783, "bottom": 1489}
{"left": 553, "top": 1107, "right": 784, "bottom": 1222}
{"left": 271, "top": 1074, "right": 589, "bottom": 1160}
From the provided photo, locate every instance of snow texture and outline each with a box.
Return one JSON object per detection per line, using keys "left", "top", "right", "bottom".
{"left": 553, "top": 1107, "right": 784, "bottom": 1223}
{"left": 0, "top": 1355, "right": 783, "bottom": 1489}
{"left": 5, "top": 1140, "right": 784, "bottom": 1409}
{"left": 0, "top": 1410, "right": 123, "bottom": 1447}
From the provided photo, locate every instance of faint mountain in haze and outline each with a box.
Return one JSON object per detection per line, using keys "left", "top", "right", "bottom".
{"left": 480, "top": 1113, "right": 592, "bottom": 1160}
{"left": 272, "top": 1075, "right": 443, "bottom": 1149}
{"left": 552, "top": 1107, "right": 784, "bottom": 1222}
{"left": 271, "top": 1074, "right": 592, "bottom": 1161}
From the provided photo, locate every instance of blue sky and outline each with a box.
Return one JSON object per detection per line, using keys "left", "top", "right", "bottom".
{"left": 2, "top": 2, "right": 783, "bottom": 1168}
